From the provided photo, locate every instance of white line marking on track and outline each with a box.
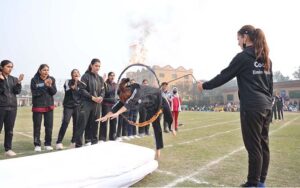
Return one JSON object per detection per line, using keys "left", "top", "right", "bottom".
{"left": 181, "top": 117, "right": 222, "bottom": 124}
{"left": 180, "top": 119, "right": 239, "bottom": 132}
{"left": 164, "top": 128, "right": 240, "bottom": 148}
{"left": 156, "top": 169, "right": 209, "bottom": 185}
{"left": 15, "top": 131, "right": 33, "bottom": 138}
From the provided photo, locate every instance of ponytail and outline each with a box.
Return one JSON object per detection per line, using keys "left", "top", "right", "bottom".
{"left": 238, "top": 25, "right": 270, "bottom": 71}
{"left": 254, "top": 28, "right": 270, "bottom": 71}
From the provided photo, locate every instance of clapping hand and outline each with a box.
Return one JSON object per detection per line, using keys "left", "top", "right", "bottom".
{"left": 45, "top": 78, "right": 53, "bottom": 87}
{"left": 18, "top": 74, "right": 24, "bottom": 83}
{"left": 102, "top": 73, "right": 107, "bottom": 81}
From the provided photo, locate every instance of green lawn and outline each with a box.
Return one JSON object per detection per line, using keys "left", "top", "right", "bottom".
{"left": 0, "top": 107, "right": 299, "bottom": 187}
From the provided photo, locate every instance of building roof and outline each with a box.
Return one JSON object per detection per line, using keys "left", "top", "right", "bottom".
{"left": 152, "top": 65, "right": 193, "bottom": 72}
{"left": 274, "top": 80, "right": 300, "bottom": 88}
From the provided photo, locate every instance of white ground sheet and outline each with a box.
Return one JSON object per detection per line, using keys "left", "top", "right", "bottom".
{"left": 0, "top": 141, "right": 158, "bottom": 188}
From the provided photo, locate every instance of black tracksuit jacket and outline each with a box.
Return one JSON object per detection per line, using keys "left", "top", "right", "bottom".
{"left": 79, "top": 71, "right": 105, "bottom": 103}
{"left": 203, "top": 46, "right": 273, "bottom": 110}
{"left": 63, "top": 79, "right": 81, "bottom": 108}
{"left": 102, "top": 80, "right": 117, "bottom": 106}
{"left": 31, "top": 74, "right": 57, "bottom": 108}
{"left": 0, "top": 75, "right": 21, "bottom": 109}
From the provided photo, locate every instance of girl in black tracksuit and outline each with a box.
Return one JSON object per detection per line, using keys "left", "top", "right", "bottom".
{"left": 56, "top": 69, "right": 81, "bottom": 148}
{"left": 276, "top": 94, "right": 284, "bottom": 120}
{"left": 0, "top": 60, "right": 23, "bottom": 156}
{"left": 75, "top": 59, "right": 105, "bottom": 147}
{"left": 31, "top": 64, "right": 57, "bottom": 150}
{"left": 99, "top": 72, "right": 117, "bottom": 141}
{"left": 98, "top": 78, "right": 173, "bottom": 159}
{"left": 198, "top": 25, "right": 273, "bottom": 187}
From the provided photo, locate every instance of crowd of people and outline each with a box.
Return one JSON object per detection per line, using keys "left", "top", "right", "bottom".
{"left": 0, "top": 58, "right": 182, "bottom": 158}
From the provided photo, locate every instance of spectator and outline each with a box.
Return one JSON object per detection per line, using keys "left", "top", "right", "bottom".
{"left": 0, "top": 60, "right": 24, "bottom": 156}
{"left": 31, "top": 64, "right": 57, "bottom": 152}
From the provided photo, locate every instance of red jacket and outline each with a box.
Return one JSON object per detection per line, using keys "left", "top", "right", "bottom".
{"left": 171, "top": 95, "right": 181, "bottom": 112}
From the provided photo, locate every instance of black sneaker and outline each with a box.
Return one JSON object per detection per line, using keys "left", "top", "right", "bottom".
{"left": 240, "top": 182, "right": 257, "bottom": 187}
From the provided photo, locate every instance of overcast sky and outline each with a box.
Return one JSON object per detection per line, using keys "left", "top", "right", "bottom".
{"left": 1, "top": 0, "right": 299, "bottom": 85}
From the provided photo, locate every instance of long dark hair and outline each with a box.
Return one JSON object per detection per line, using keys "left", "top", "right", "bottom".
{"left": 36, "top": 64, "right": 49, "bottom": 76}
{"left": 118, "top": 78, "right": 132, "bottom": 103}
{"left": 86, "top": 58, "right": 101, "bottom": 72}
{"left": 238, "top": 25, "right": 270, "bottom": 71}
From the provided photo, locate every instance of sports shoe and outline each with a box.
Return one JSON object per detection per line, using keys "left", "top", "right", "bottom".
{"left": 84, "top": 142, "right": 92, "bottom": 146}
{"left": 257, "top": 182, "right": 265, "bottom": 187}
{"left": 240, "top": 182, "right": 257, "bottom": 187}
{"left": 69, "top": 142, "right": 76, "bottom": 148}
{"left": 45, "top": 146, "right": 53, "bottom": 151}
{"left": 56, "top": 143, "right": 64, "bottom": 150}
{"left": 129, "top": 136, "right": 135, "bottom": 139}
{"left": 116, "top": 137, "right": 123, "bottom": 142}
{"left": 134, "top": 135, "right": 141, "bottom": 138}
{"left": 122, "top": 136, "right": 130, "bottom": 141}
{"left": 34, "top": 146, "right": 42, "bottom": 152}
{"left": 5, "top": 150, "right": 17, "bottom": 157}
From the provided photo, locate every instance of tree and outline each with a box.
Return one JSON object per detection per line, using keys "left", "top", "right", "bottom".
{"left": 293, "top": 66, "right": 300, "bottom": 80}
{"left": 273, "top": 71, "right": 290, "bottom": 82}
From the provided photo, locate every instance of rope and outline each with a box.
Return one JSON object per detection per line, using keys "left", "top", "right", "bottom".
{"left": 161, "top": 73, "right": 198, "bottom": 88}
{"left": 121, "top": 109, "right": 163, "bottom": 127}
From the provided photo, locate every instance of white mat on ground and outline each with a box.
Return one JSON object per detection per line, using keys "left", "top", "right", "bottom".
{"left": 0, "top": 141, "right": 158, "bottom": 188}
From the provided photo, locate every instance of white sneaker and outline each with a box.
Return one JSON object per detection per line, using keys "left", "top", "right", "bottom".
{"left": 56, "top": 143, "right": 64, "bottom": 150}
{"left": 84, "top": 142, "right": 92, "bottom": 146}
{"left": 34, "top": 146, "right": 42, "bottom": 152}
{"left": 122, "top": 136, "right": 130, "bottom": 141}
{"left": 69, "top": 143, "right": 76, "bottom": 148}
{"left": 5, "top": 150, "right": 17, "bottom": 157}
{"left": 135, "top": 135, "right": 141, "bottom": 138}
{"left": 129, "top": 136, "right": 135, "bottom": 139}
{"left": 45, "top": 146, "right": 53, "bottom": 151}
{"left": 116, "top": 137, "right": 123, "bottom": 142}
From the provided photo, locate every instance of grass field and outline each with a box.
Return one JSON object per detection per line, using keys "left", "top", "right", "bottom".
{"left": 0, "top": 107, "right": 299, "bottom": 187}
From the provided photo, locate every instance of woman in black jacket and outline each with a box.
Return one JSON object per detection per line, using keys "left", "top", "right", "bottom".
{"left": 0, "top": 60, "right": 23, "bottom": 157}
{"left": 98, "top": 78, "right": 173, "bottom": 159}
{"left": 99, "top": 72, "right": 117, "bottom": 141}
{"left": 198, "top": 25, "right": 273, "bottom": 187}
{"left": 31, "top": 64, "right": 57, "bottom": 152}
{"left": 75, "top": 58, "right": 105, "bottom": 147}
{"left": 275, "top": 92, "right": 284, "bottom": 120}
{"left": 56, "top": 69, "right": 81, "bottom": 149}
